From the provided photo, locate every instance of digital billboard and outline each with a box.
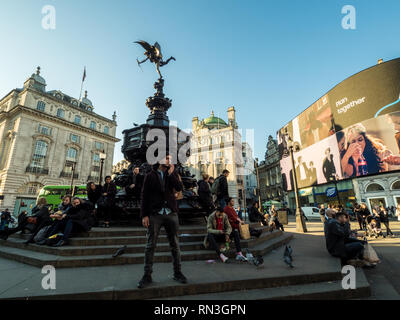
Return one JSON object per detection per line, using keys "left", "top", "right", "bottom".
{"left": 279, "top": 58, "right": 400, "bottom": 191}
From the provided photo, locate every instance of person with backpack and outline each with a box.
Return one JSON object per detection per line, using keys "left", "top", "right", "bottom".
{"left": 211, "top": 170, "right": 230, "bottom": 209}
{"left": 47, "top": 197, "right": 93, "bottom": 247}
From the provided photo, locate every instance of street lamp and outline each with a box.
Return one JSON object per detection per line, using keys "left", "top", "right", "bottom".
{"left": 285, "top": 131, "right": 307, "bottom": 233}
{"left": 99, "top": 150, "right": 107, "bottom": 185}
{"left": 69, "top": 161, "right": 77, "bottom": 196}
{"left": 254, "top": 158, "right": 262, "bottom": 210}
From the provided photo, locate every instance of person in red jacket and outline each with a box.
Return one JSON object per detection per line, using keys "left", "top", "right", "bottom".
{"left": 224, "top": 197, "right": 247, "bottom": 261}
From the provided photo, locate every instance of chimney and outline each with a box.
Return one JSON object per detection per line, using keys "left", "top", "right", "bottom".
{"left": 192, "top": 116, "right": 199, "bottom": 130}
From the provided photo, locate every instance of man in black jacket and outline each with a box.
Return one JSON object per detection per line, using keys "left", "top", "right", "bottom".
{"left": 322, "top": 148, "right": 337, "bottom": 182}
{"left": 100, "top": 176, "right": 117, "bottom": 227}
{"left": 125, "top": 167, "right": 144, "bottom": 201}
{"left": 325, "top": 211, "right": 365, "bottom": 264}
{"left": 138, "top": 155, "right": 186, "bottom": 289}
{"left": 216, "top": 170, "right": 230, "bottom": 209}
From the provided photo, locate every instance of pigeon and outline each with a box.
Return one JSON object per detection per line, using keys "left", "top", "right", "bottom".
{"left": 253, "top": 255, "right": 264, "bottom": 267}
{"left": 283, "top": 245, "right": 294, "bottom": 268}
{"left": 112, "top": 245, "right": 127, "bottom": 258}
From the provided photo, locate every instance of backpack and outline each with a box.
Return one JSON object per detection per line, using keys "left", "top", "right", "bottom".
{"left": 45, "top": 233, "right": 64, "bottom": 246}
{"left": 210, "top": 176, "right": 221, "bottom": 195}
{"left": 33, "top": 225, "right": 52, "bottom": 244}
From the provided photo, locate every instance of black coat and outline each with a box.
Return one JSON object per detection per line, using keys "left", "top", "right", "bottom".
{"left": 216, "top": 175, "right": 229, "bottom": 199}
{"left": 125, "top": 173, "right": 144, "bottom": 198}
{"left": 198, "top": 180, "right": 213, "bottom": 206}
{"left": 87, "top": 185, "right": 102, "bottom": 206}
{"left": 66, "top": 203, "right": 93, "bottom": 232}
{"left": 101, "top": 182, "right": 117, "bottom": 206}
{"left": 249, "top": 206, "right": 263, "bottom": 223}
{"left": 140, "top": 168, "right": 183, "bottom": 218}
{"left": 325, "top": 219, "right": 350, "bottom": 258}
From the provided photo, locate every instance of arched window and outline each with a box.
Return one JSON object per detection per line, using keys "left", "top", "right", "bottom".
{"left": 366, "top": 183, "right": 384, "bottom": 192}
{"left": 31, "top": 140, "right": 48, "bottom": 168}
{"left": 104, "top": 126, "right": 109, "bottom": 134}
{"left": 37, "top": 101, "right": 46, "bottom": 112}
{"left": 391, "top": 180, "right": 400, "bottom": 190}
{"left": 57, "top": 109, "right": 65, "bottom": 118}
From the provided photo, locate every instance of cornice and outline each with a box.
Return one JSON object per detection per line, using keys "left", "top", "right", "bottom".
{"left": 2, "top": 105, "right": 120, "bottom": 143}
{"left": 19, "top": 87, "right": 117, "bottom": 126}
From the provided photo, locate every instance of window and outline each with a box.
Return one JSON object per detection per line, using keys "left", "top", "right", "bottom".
{"left": 36, "top": 101, "right": 45, "bottom": 112}
{"left": 66, "top": 147, "right": 78, "bottom": 161}
{"left": 37, "top": 124, "right": 52, "bottom": 136}
{"left": 57, "top": 109, "right": 65, "bottom": 118}
{"left": 104, "top": 126, "right": 109, "bottom": 134}
{"left": 366, "top": 183, "right": 384, "bottom": 192}
{"left": 94, "top": 141, "right": 104, "bottom": 150}
{"left": 93, "top": 153, "right": 100, "bottom": 163}
{"left": 392, "top": 180, "right": 400, "bottom": 190}
{"left": 70, "top": 134, "right": 80, "bottom": 144}
{"left": 90, "top": 121, "right": 96, "bottom": 130}
{"left": 31, "top": 140, "right": 48, "bottom": 168}
{"left": 74, "top": 115, "right": 81, "bottom": 124}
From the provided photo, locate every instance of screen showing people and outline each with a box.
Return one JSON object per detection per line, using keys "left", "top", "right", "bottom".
{"left": 279, "top": 58, "right": 400, "bottom": 191}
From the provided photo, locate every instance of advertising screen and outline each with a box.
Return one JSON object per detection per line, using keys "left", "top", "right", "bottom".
{"left": 279, "top": 58, "right": 400, "bottom": 191}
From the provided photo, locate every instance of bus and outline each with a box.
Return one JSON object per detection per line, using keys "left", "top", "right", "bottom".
{"left": 37, "top": 185, "right": 88, "bottom": 211}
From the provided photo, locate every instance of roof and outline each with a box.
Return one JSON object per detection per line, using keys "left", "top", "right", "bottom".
{"left": 203, "top": 111, "right": 228, "bottom": 128}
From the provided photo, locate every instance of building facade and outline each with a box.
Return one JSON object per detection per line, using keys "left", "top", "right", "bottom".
{"left": 187, "top": 107, "right": 256, "bottom": 207}
{"left": 0, "top": 67, "right": 119, "bottom": 214}
{"left": 258, "top": 135, "right": 284, "bottom": 203}
{"left": 353, "top": 172, "right": 400, "bottom": 211}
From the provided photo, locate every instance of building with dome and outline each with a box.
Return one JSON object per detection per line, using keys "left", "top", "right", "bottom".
{"left": 0, "top": 67, "right": 119, "bottom": 214}
{"left": 187, "top": 107, "right": 257, "bottom": 207}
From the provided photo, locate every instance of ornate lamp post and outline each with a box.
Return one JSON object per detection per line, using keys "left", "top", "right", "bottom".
{"left": 69, "top": 161, "right": 76, "bottom": 196}
{"left": 285, "top": 133, "right": 307, "bottom": 233}
{"left": 254, "top": 158, "right": 262, "bottom": 210}
{"left": 99, "top": 150, "right": 107, "bottom": 185}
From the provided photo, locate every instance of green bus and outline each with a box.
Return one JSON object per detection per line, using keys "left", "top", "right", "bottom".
{"left": 37, "top": 185, "right": 88, "bottom": 211}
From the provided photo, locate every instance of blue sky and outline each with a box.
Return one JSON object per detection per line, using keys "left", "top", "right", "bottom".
{"left": 1, "top": 0, "right": 399, "bottom": 164}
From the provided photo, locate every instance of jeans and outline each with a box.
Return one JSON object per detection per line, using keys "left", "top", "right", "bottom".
{"left": 144, "top": 213, "right": 181, "bottom": 275}
{"left": 343, "top": 242, "right": 364, "bottom": 262}
{"left": 217, "top": 198, "right": 226, "bottom": 210}
{"left": 48, "top": 219, "right": 82, "bottom": 242}
{"left": 207, "top": 229, "right": 242, "bottom": 256}
{"left": 382, "top": 221, "right": 394, "bottom": 236}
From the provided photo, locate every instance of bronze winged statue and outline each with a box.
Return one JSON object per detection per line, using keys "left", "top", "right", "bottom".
{"left": 135, "top": 40, "right": 175, "bottom": 79}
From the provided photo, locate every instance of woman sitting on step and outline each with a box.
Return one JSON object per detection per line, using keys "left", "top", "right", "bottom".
{"left": 47, "top": 197, "right": 94, "bottom": 247}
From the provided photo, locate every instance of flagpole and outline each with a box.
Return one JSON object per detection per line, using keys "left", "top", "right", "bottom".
{"left": 79, "top": 66, "right": 86, "bottom": 101}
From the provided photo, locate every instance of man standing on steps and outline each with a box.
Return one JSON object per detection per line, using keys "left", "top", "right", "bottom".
{"left": 138, "top": 155, "right": 186, "bottom": 289}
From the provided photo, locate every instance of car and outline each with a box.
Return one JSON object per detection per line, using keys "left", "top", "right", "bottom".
{"left": 301, "top": 207, "right": 321, "bottom": 220}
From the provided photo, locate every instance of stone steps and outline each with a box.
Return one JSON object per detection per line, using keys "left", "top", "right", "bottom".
{"left": 2, "top": 230, "right": 282, "bottom": 256}
{"left": 0, "top": 231, "right": 293, "bottom": 268}
{"left": 154, "top": 269, "right": 370, "bottom": 300}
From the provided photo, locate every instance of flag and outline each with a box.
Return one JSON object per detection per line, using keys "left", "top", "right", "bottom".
{"left": 82, "top": 67, "right": 86, "bottom": 82}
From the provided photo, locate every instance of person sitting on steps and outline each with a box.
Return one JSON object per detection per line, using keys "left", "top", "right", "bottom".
{"left": 204, "top": 207, "right": 247, "bottom": 263}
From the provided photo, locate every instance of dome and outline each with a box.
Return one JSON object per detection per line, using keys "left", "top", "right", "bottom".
{"left": 203, "top": 111, "right": 227, "bottom": 128}
{"left": 31, "top": 67, "right": 46, "bottom": 85}
{"left": 80, "top": 90, "right": 93, "bottom": 106}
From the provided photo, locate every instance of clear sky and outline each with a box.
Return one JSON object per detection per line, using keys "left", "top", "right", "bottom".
{"left": 1, "top": 0, "right": 399, "bottom": 164}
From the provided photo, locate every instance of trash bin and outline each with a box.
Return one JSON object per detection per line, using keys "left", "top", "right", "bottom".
{"left": 278, "top": 210, "right": 288, "bottom": 225}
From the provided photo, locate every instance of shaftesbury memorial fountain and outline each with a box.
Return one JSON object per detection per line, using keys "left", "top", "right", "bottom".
{"left": 114, "top": 41, "right": 202, "bottom": 219}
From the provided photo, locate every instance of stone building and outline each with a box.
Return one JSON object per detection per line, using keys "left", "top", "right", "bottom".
{"left": 258, "top": 135, "right": 284, "bottom": 203}
{"left": 112, "top": 159, "right": 131, "bottom": 175}
{"left": 187, "top": 107, "right": 257, "bottom": 207}
{"left": 0, "top": 67, "right": 119, "bottom": 214}
{"left": 352, "top": 172, "right": 400, "bottom": 212}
